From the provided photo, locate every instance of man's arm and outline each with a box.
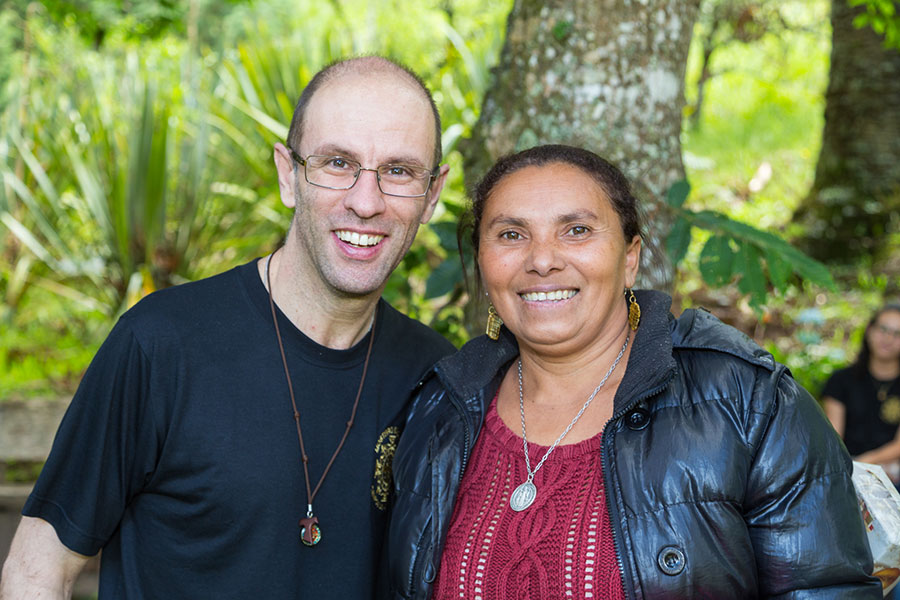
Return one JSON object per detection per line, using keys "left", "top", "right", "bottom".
{"left": 0, "top": 516, "right": 91, "bottom": 600}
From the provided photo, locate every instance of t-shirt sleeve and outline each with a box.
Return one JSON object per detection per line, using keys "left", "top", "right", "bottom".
{"left": 822, "top": 369, "right": 849, "bottom": 405}
{"left": 22, "top": 315, "right": 162, "bottom": 556}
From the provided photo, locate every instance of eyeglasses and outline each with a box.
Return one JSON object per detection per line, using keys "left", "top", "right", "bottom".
{"left": 873, "top": 323, "right": 900, "bottom": 339}
{"left": 289, "top": 149, "right": 437, "bottom": 198}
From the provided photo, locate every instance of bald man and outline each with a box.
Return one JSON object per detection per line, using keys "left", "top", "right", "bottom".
{"left": 0, "top": 56, "right": 454, "bottom": 599}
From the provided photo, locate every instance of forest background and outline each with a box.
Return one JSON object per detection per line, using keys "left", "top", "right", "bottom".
{"left": 1, "top": 0, "right": 899, "bottom": 403}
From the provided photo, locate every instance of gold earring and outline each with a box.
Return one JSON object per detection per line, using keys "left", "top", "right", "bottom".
{"left": 626, "top": 288, "right": 641, "bottom": 331}
{"left": 486, "top": 304, "right": 503, "bottom": 340}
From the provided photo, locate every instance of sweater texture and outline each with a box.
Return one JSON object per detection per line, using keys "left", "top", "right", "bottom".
{"left": 432, "top": 395, "right": 625, "bottom": 600}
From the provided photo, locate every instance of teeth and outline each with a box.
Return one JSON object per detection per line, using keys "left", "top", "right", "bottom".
{"left": 336, "top": 231, "right": 384, "bottom": 247}
{"left": 521, "top": 290, "right": 577, "bottom": 302}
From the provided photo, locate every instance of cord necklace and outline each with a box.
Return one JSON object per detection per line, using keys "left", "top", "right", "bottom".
{"left": 266, "top": 252, "right": 376, "bottom": 545}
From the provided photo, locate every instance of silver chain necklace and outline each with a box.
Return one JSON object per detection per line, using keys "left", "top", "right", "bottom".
{"left": 509, "top": 335, "right": 630, "bottom": 512}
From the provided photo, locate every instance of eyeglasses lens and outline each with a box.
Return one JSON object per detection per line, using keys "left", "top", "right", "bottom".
{"left": 875, "top": 324, "right": 900, "bottom": 339}
{"left": 304, "top": 155, "right": 430, "bottom": 197}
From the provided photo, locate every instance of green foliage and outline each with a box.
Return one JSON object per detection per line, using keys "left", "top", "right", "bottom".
{"left": 0, "top": 0, "right": 885, "bottom": 399}
{"left": 1, "top": 461, "right": 44, "bottom": 483}
{"left": 3, "top": 0, "right": 248, "bottom": 50}
{"left": 0, "top": 26, "right": 275, "bottom": 316}
{"left": 551, "top": 20, "right": 574, "bottom": 42}
{"left": 0, "top": 285, "right": 105, "bottom": 399}
{"left": 850, "top": 0, "right": 900, "bottom": 49}
{"left": 665, "top": 179, "right": 836, "bottom": 308}
{"left": 684, "top": 0, "right": 829, "bottom": 231}
{"left": 0, "top": 0, "right": 511, "bottom": 377}
{"left": 763, "top": 272, "right": 897, "bottom": 397}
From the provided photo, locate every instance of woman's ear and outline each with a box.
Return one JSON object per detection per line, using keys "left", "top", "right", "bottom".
{"left": 624, "top": 235, "right": 642, "bottom": 289}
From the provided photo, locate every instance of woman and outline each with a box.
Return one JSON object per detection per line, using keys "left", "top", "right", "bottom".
{"left": 824, "top": 304, "right": 900, "bottom": 484}
{"left": 387, "top": 145, "right": 879, "bottom": 599}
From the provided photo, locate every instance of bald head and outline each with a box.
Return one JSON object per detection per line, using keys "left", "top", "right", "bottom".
{"left": 286, "top": 56, "right": 443, "bottom": 168}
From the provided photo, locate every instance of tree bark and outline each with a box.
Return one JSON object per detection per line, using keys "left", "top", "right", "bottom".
{"left": 462, "top": 0, "right": 701, "bottom": 292}
{"left": 794, "top": 0, "right": 900, "bottom": 263}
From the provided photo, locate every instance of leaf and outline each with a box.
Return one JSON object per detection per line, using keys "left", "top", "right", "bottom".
{"left": 0, "top": 170, "right": 68, "bottom": 255}
{"left": 222, "top": 90, "right": 289, "bottom": 140}
{"left": 764, "top": 247, "right": 792, "bottom": 293}
{"left": 425, "top": 259, "right": 463, "bottom": 299}
{"left": 0, "top": 212, "right": 59, "bottom": 269}
{"left": 734, "top": 242, "right": 767, "bottom": 307}
{"left": 429, "top": 220, "right": 460, "bottom": 253}
{"left": 552, "top": 20, "right": 574, "bottom": 42}
{"left": 687, "top": 209, "right": 836, "bottom": 290}
{"left": 665, "top": 217, "right": 692, "bottom": 266}
{"left": 441, "top": 123, "right": 466, "bottom": 157}
{"left": 699, "top": 235, "right": 734, "bottom": 287}
{"left": 666, "top": 179, "right": 691, "bottom": 209}
{"left": 436, "top": 20, "right": 486, "bottom": 93}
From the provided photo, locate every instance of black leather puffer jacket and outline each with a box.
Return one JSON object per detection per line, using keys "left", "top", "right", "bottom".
{"left": 387, "top": 290, "right": 880, "bottom": 599}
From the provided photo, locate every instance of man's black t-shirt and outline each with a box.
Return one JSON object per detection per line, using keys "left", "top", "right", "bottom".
{"left": 23, "top": 259, "right": 454, "bottom": 598}
{"left": 822, "top": 366, "right": 900, "bottom": 456}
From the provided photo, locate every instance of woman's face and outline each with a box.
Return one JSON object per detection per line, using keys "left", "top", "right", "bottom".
{"left": 477, "top": 163, "right": 641, "bottom": 355}
{"left": 867, "top": 309, "right": 900, "bottom": 363}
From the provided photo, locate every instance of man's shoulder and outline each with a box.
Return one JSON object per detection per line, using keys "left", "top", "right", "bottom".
{"left": 120, "top": 261, "right": 255, "bottom": 340}
{"left": 377, "top": 300, "right": 455, "bottom": 362}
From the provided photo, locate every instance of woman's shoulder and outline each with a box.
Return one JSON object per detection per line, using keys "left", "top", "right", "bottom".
{"left": 669, "top": 306, "right": 776, "bottom": 372}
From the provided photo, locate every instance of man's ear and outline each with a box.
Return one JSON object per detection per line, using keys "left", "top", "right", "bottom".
{"left": 274, "top": 143, "right": 298, "bottom": 209}
{"left": 419, "top": 163, "right": 450, "bottom": 224}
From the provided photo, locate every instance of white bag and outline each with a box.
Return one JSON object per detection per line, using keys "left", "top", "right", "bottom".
{"left": 852, "top": 461, "right": 900, "bottom": 596}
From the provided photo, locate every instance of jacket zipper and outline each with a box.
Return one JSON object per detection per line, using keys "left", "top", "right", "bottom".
{"left": 447, "top": 390, "right": 472, "bottom": 483}
{"left": 408, "top": 437, "right": 436, "bottom": 597}
{"left": 412, "top": 391, "right": 472, "bottom": 598}
{"left": 602, "top": 377, "right": 673, "bottom": 600}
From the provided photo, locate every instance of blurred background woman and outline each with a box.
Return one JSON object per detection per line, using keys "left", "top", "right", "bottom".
{"left": 824, "top": 304, "right": 900, "bottom": 485}
{"left": 386, "top": 145, "right": 878, "bottom": 599}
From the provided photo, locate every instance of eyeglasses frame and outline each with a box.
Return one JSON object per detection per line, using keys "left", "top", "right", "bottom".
{"left": 288, "top": 147, "right": 439, "bottom": 198}
{"left": 873, "top": 322, "right": 900, "bottom": 340}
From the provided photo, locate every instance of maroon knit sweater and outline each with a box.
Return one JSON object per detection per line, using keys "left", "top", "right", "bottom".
{"left": 432, "top": 394, "right": 626, "bottom": 600}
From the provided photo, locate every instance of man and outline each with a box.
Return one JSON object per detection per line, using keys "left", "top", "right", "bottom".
{"left": 0, "top": 56, "right": 455, "bottom": 598}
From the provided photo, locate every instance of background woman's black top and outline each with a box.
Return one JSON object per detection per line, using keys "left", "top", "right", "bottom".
{"left": 823, "top": 366, "right": 900, "bottom": 455}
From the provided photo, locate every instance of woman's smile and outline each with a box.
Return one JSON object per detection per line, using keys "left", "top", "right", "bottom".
{"left": 518, "top": 289, "right": 579, "bottom": 303}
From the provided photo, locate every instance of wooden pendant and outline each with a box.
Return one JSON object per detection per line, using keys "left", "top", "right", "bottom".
{"left": 299, "top": 515, "right": 321, "bottom": 546}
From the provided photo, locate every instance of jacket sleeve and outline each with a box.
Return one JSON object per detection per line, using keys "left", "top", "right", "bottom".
{"left": 743, "top": 368, "right": 881, "bottom": 599}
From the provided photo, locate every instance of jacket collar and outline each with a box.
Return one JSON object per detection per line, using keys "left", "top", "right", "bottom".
{"left": 433, "top": 324, "right": 518, "bottom": 405}
{"left": 611, "top": 289, "right": 678, "bottom": 416}
{"left": 432, "top": 289, "right": 775, "bottom": 419}
{"left": 433, "top": 289, "right": 678, "bottom": 411}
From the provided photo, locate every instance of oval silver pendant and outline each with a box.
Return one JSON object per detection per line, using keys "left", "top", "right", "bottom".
{"left": 510, "top": 481, "right": 537, "bottom": 511}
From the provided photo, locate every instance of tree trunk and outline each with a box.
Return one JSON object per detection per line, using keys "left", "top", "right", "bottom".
{"left": 794, "top": 0, "right": 900, "bottom": 264}
{"left": 462, "top": 0, "right": 701, "bottom": 294}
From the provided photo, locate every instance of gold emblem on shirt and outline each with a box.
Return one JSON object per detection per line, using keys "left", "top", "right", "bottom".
{"left": 881, "top": 396, "right": 900, "bottom": 425}
{"left": 371, "top": 426, "right": 400, "bottom": 511}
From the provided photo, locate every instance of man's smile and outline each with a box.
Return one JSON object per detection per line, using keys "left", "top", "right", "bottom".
{"left": 335, "top": 230, "right": 385, "bottom": 248}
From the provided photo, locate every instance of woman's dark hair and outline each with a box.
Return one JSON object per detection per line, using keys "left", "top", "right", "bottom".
{"left": 457, "top": 144, "right": 644, "bottom": 289}
{"left": 853, "top": 303, "right": 900, "bottom": 378}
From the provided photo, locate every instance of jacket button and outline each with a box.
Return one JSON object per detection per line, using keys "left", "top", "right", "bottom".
{"left": 625, "top": 407, "right": 650, "bottom": 430}
{"left": 657, "top": 546, "right": 685, "bottom": 575}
